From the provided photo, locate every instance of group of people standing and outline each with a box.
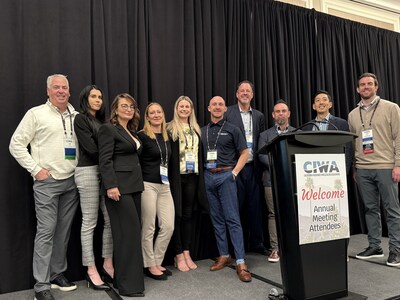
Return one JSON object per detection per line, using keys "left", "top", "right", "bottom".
{"left": 8, "top": 75, "right": 206, "bottom": 300}
{"left": 258, "top": 72, "right": 400, "bottom": 270}
{"left": 8, "top": 72, "right": 400, "bottom": 300}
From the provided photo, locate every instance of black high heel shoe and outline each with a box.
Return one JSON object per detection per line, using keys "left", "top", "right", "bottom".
{"left": 86, "top": 274, "right": 111, "bottom": 291}
{"left": 100, "top": 267, "right": 114, "bottom": 284}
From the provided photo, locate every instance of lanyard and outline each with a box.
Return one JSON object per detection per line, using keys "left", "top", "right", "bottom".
{"left": 241, "top": 110, "right": 252, "bottom": 135}
{"left": 183, "top": 125, "right": 194, "bottom": 150}
{"left": 59, "top": 108, "right": 73, "bottom": 138}
{"left": 206, "top": 121, "right": 225, "bottom": 151}
{"left": 155, "top": 134, "right": 168, "bottom": 165}
{"left": 359, "top": 99, "right": 380, "bottom": 130}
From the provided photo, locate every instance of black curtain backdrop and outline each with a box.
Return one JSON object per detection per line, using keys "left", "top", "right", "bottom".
{"left": 2, "top": 0, "right": 400, "bottom": 294}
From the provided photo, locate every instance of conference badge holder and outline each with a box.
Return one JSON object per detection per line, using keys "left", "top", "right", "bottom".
{"left": 362, "top": 129, "right": 374, "bottom": 154}
{"left": 160, "top": 164, "right": 169, "bottom": 184}
{"left": 206, "top": 150, "right": 217, "bottom": 169}
{"left": 185, "top": 151, "right": 195, "bottom": 173}
{"left": 64, "top": 137, "right": 76, "bottom": 160}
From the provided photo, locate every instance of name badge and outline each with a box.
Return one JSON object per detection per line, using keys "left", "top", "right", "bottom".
{"left": 246, "top": 133, "right": 253, "bottom": 148}
{"left": 185, "top": 151, "right": 195, "bottom": 173}
{"left": 207, "top": 150, "right": 217, "bottom": 161}
{"left": 64, "top": 137, "right": 76, "bottom": 160}
{"left": 206, "top": 150, "right": 217, "bottom": 169}
{"left": 362, "top": 129, "right": 374, "bottom": 154}
{"left": 160, "top": 165, "right": 169, "bottom": 184}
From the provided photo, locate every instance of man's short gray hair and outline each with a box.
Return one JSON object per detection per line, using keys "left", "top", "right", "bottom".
{"left": 47, "top": 74, "right": 69, "bottom": 89}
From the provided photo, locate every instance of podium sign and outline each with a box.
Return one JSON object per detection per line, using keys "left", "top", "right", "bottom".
{"left": 295, "top": 153, "right": 350, "bottom": 245}
{"left": 259, "top": 131, "right": 356, "bottom": 300}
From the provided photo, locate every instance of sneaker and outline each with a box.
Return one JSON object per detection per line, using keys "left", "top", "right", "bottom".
{"left": 34, "top": 290, "right": 55, "bottom": 300}
{"left": 268, "top": 250, "right": 280, "bottom": 263}
{"left": 50, "top": 274, "right": 77, "bottom": 291}
{"left": 387, "top": 248, "right": 400, "bottom": 267}
{"left": 355, "top": 247, "right": 384, "bottom": 260}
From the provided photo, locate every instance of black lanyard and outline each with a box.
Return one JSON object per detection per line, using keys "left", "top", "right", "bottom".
{"left": 206, "top": 121, "right": 225, "bottom": 151}
{"left": 359, "top": 99, "right": 380, "bottom": 130}
{"left": 59, "top": 108, "right": 73, "bottom": 138}
{"left": 155, "top": 134, "right": 168, "bottom": 166}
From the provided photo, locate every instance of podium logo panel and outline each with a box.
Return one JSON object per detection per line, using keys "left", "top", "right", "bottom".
{"left": 295, "top": 153, "right": 350, "bottom": 245}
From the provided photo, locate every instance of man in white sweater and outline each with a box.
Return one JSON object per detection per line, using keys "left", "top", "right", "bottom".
{"left": 348, "top": 72, "right": 400, "bottom": 267}
{"left": 9, "top": 74, "right": 79, "bottom": 300}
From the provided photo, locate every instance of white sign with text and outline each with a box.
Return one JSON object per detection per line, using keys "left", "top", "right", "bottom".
{"left": 295, "top": 153, "right": 349, "bottom": 245}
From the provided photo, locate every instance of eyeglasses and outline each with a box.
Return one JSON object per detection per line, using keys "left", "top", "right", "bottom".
{"left": 120, "top": 104, "right": 136, "bottom": 111}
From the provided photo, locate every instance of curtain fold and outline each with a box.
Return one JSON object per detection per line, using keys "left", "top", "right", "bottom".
{"left": 253, "top": 0, "right": 317, "bottom": 126}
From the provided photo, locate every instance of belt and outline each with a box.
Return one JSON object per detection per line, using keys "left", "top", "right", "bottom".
{"left": 207, "top": 166, "right": 234, "bottom": 173}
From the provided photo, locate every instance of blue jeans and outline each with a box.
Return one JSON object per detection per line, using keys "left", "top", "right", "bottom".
{"left": 356, "top": 169, "right": 400, "bottom": 251}
{"left": 204, "top": 170, "right": 245, "bottom": 261}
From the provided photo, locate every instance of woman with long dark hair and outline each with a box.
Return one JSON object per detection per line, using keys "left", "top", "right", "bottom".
{"left": 74, "top": 85, "right": 112, "bottom": 291}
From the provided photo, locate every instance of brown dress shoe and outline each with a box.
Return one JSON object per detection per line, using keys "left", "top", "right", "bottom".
{"left": 236, "top": 263, "right": 252, "bottom": 282}
{"left": 210, "top": 256, "right": 232, "bottom": 271}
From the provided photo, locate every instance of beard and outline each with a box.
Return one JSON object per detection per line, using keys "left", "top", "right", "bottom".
{"left": 276, "top": 118, "right": 286, "bottom": 125}
{"left": 359, "top": 90, "right": 376, "bottom": 100}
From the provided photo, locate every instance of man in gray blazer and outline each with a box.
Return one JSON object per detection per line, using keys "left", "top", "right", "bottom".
{"left": 258, "top": 100, "right": 296, "bottom": 262}
{"left": 225, "top": 80, "right": 267, "bottom": 255}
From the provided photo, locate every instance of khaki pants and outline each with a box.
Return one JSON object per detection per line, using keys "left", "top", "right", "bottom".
{"left": 141, "top": 181, "right": 175, "bottom": 267}
{"left": 264, "top": 186, "right": 278, "bottom": 250}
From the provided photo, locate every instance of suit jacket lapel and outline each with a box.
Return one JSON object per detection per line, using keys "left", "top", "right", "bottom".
{"left": 233, "top": 105, "right": 245, "bottom": 134}
{"left": 116, "top": 124, "right": 136, "bottom": 148}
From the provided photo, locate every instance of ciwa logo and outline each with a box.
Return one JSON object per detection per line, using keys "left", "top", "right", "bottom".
{"left": 303, "top": 161, "right": 340, "bottom": 174}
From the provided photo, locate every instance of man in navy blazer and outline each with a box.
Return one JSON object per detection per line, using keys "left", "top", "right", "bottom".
{"left": 302, "top": 90, "right": 353, "bottom": 174}
{"left": 225, "top": 80, "right": 267, "bottom": 255}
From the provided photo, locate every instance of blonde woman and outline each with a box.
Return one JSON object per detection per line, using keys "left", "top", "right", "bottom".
{"left": 167, "top": 96, "right": 207, "bottom": 271}
{"left": 138, "top": 102, "right": 175, "bottom": 280}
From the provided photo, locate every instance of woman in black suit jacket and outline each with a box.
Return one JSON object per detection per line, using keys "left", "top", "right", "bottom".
{"left": 74, "top": 85, "right": 112, "bottom": 291}
{"left": 98, "top": 93, "right": 145, "bottom": 297}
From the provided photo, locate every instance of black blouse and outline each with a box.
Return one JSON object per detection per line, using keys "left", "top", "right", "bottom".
{"left": 137, "top": 131, "right": 171, "bottom": 184}
{"left": 74, "top": 113, "right": 102, "bottom": 167}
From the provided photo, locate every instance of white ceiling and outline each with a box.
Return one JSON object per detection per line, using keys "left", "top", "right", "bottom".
{"left": 351, "top": 0, "right": 400, "bottom": 14}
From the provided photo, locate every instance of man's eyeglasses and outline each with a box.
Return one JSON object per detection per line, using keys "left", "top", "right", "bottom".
{"left": 120, "top": 104, "right": 136, "bottom": 110}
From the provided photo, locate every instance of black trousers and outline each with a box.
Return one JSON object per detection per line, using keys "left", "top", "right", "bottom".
{"left": 106, "top": 192, "right": 144, "bottom": 295}
{"left": 173, "top": 174, "right": 198, "bottom": 254}
{"left": 236, "top": 163, "right": 264, "bottom": 249}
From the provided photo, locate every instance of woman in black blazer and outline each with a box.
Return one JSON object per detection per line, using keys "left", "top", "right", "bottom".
{"left": 74, "top": 85, "right": 112, "bottom": 291}
{"left": 98, "top": 93, "right": 145, "bottom": 297}
{"left": 167, "top": 96, "right": 207, "bottom": 271}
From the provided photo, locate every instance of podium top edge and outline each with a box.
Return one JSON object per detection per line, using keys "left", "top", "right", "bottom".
{"left": 279, "top": 130, "right": 357, "bottom": 137}
{"left": 257, "top": 130, "right": 357, "bottom": 154}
